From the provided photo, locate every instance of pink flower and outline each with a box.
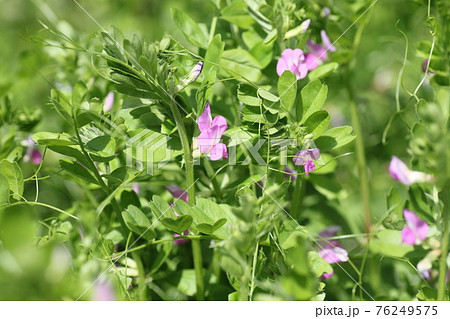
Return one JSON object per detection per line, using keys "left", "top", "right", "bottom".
{"left": 276, "top": 48, "right": 309, "bottom": 79}
{"left": 23, "top": 136, "right": 42, "bottom": 165}
{"left": 321, "top": 271, "right": 334, "bottom": 279}
{"left": 93, "top": 280, "right": 116, "bottom": 301}
{"left": 389, "top": 156, "right": 434, "bottom": 185}
{"left": 321, "top": 30, "right": 336, "bottom": 53}
{"left": 166, "top": 185, "right": 190, "bottom": 245}
{"left": 305, "top": 30, "right": 336, "bottom": 71}
{"left": 284, "top": 166, "right": 297, "bottom": 180}
{"left": 317, "top": 226, "right": 348, "bottom": 279}
{"left": 165, "top": 185, "right": 189, "bottom": 203}
{"left": 197, "top": 102, "right": 228, "bottom": 161}
{"left": 29, "top": 149, "right": 43, "bottom": 165}
{"left": 132, "top": 183, "right": 140, "bottom": 194}
{"left": 176, "top": 61, "right": 204, "bottom": 93}
{"left": 401, "top": 209, "right": 429, "bottom": 245}
{"left": 293, "top": 148, "right": 320, "bottom": 175}
{"left": 104, "top": 92, "right": 114, "bottom": 112}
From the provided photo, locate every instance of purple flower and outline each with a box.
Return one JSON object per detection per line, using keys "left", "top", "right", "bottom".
{"left": 317, "top": 225, "right": 348, "bottom": 279}
{"left": 23, "top": 136, "right": 42, "bottom": 165}
{"left": 166, "top": 185, "right": 190, "bottom": 245}
{"left": 197, "top": 102, "right": 228, "bottom": 161}
{"left": 30, "top": 149, "right": 43, "bottom": 165}
{"left": 321, "top": 30, "right": 336, "bottom": 53}
{"left": 305, "top": 30, "right": 336, "bottom": 71}
{"left": 321, "top": 271, "right": 334, "bottom": 279}
{"left": 417, "top": 258, "right": 432, "bottom": 281}
{"left": 104, "top": 91, "right": 114, "bottom": 112}
{"left": 276, "top": 48, "right": 309, "bottom": 79}
{"left": 322, "top": 7, "right": 331, "bottom": 18}
{"left": 389, "top": 156, "right": 434, "bottom": 185}
{"left": 318, "top": 242, "right": 349, "bottom": 264}
{"left": 318, "top": 225, "right": 342, "bottom": 239}
{"left": 132, "top": 183, "right": 140, "bottom": 194}
{"left": 165, "top": 185, "right": 189, "bottom": 203}
{"left": 176, "top": 61, "right": 204, "bottom": 93}
{"left": 93, "top": 280, "right": 116, "bottom": 301}
{"left": 293, "top": 148, "right": 320, "bottom": 175}
{"left": 284, "top": 166, "right": 297, "bottom": 180}
{"left": 306, "top": 39, "right": 328, "bottom": 62}
{"left": 401, "top": 209, "right": 429, "bottom": 245}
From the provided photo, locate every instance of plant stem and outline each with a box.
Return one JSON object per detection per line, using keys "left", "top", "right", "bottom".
{"left": 209, "top": 16, "right": 218, "bottom": 44}
{"left": 249, "top": 242, "right": 259, "bottom": 300}
{"left": 203, "top": 158, "right": 223, "bottom": 202}
{"left": 72, "top": 115, "right": 126, "bottom": 228}
{"left": 438, "top": 185, "right": 450, "bottom": 300}
{"left": 168, "top": 99, "right": 204, "bottom": 300}
{"left": 291, "top": 176, "right": 305, "bottom": 218}
{"left": 2, "top": 201, "right": 78, "bottom": 220}
{"left": 345, "top": 68, "right": 372, "bottom": 233}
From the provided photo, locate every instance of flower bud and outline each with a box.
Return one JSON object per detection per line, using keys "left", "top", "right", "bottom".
{"left": 175, "top": 61, "right": 204, "bottom": 93}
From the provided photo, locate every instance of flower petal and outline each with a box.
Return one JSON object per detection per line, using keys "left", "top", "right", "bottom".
{"left": 284, "top": 166, "right": 297, "bottom": 180}
{"left": 211, "top": 115, "right": 228, "bottom": 131}
{"left": 198, "top": 102, "right": 212, "bottom": 132}
{"left": 389, "top": 156, "right": 413, "bottom": 185}
{"left": 209, "top": 143, "right": 228, "bottom": 161}
{"left": 319, "top": 225, "right": 342, "bottom": 239}
{"left": 403, "top": 209, "right": 428, "bottom": 242}
{"left": 401, "top": 226, "right": 417, "bottom": 245}
{"left": 321, "top": 271, "right": 334, "bottom": 279}
{"left": 307, "top": 39, "right": 327, "bottom": 61}
{"left": 276, "top": 58, "right": 290, "bottom": 76}
{"left": 304, "top": 53, "right": 320, "bottom": 71}
{"left": 165, "top": 185, "right": 189, "bottom": 203}
{"left": 30, "top": 149, "right": 42, "bottom": 165}
{"left": 198, "top": 128, "right": 218, "bottom": 154}
{"left": 321, "top": 30, "right": 336, "bottom": 52}
{"left": 304, "top": 160, "right": 315, "bottom": 175}
{"left": 319, "top": 246, "right": 348, "bottom": 263}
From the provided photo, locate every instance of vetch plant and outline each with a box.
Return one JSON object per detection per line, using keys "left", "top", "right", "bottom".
{"left": 1, "top": 0, "right": 449, "bottom": 302}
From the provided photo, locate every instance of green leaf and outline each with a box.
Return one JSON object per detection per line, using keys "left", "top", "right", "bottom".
{"left": 160, "top": 215, "right": 193, "bottom": 234}
{"left": 298, "top": 80, "right": 328, "bottom": 124}
{"left": 0, "top": 159, "right": 24, "bottom": 199}
{"left": 257, "top": 88, "right": 279, "bottom": 102}
{"left": 416, "top": 287, "right": 439, "bottom": 301}
{"left": 220, "top": 0, "right": 254, "bottom": 29}
{"left": 176, "top": 269, "right": 197, "bottom": 296}
{"left": 33, "top": 132, "right": 76, "bottom": 146}
{"left": 221, "top": 49, "right": 262, "bottom": 82}
{"left": 250, "top": 41, "right": 273, "bottom": 69}
{"left": 171, "top": 8, "right": 208, "bottom": 49}
{"left": 48, "top": 145, "right": 89, "bottom": 167}
{"left": 122, "top": 205, "right": 156, "bottom": 240}
{"left": 0, "top": 173, "right": 9, "bottom": 205}
{"left": 308, "top": 251, "right": 333, "bottom": 277}
{"left": 238, "top": 83, "right": 261, "bottom": 106}
{"left": 278, "top": 71, "right": 297, "bottom": 111}
{"left": 307, "top": 62, "right": 338, "bottom": 80}
{"left": 314, "top": 126, "right": 356, "bottom": 151}
{"left": 303, "top": 110, "right": 330, "bottom": 137}
{"left": 59, "top": 159, "right": 98, "bottom": 184}
{"left": 369, "top": 229, "right": 414, "bottom": 258}
{"left": 200, "top": 34, "right": 224, "bottom": 107}
{"left": 85, "top": 135, "right": 116, "bottom": 161}
{"left": 196, "top": 218, "right": 227, "bottom": 235}
{"left": 72, "top": 81, "right": 87, "bottom": 107}
{"left": 149, "top": 195, "right": 171, "bottom": 218}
